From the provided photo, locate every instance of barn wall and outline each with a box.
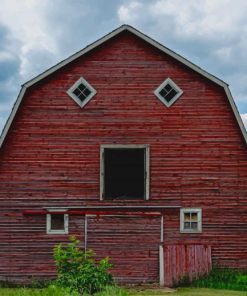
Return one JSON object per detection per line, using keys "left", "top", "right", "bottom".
{"left": 87, "top": 216, "right": 160, "bottom": 283}
{"left": 0, "top": 31, "right": 247, "bottom": 283}
{"left": 0, "top": 211, "right": 85, "bottom": 282}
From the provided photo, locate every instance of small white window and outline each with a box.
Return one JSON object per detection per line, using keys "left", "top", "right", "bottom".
{"left": 67, "top": 77, "right": 97, "bottom": 108}
{"left": 46, "top": 213, "right": 69, "bottom": 234}
{"left": 154, "top": 78, "right": 183, "bottom": 107}
{"left": 180, "top": 208, "right": 202, "bottom": 233}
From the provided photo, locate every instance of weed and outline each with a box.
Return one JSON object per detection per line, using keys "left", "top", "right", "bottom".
{"left": 192, "top": 267, "right": 247, "bottom": 291}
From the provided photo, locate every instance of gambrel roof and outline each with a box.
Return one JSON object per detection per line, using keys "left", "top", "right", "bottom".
{"left": 1, "top": 24, "right": 246, "bottom": 147}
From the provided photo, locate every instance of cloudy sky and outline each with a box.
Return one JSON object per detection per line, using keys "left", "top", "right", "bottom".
{"left": 0, "top": 0, "right": 247, "bottom": 132}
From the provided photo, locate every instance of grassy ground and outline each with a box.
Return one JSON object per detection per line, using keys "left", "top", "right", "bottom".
{"left": 0, "top": 287, "right": 246, "bottom": 296}
{"left": 130, "top": 287, "right": 247, "bottom": 296}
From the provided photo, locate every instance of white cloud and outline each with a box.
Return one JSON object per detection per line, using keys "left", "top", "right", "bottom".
{"left": 0, "top": 51, "right": 16, "bottom": 62}
{"left": 118, "top": 0, "right": 247, "bottom": 41}
{"left": 214, "top": 47, "right": 232, "bottom": 62}
{"left": 0, "top": 0, "right": 58, "bottom": 79}
{"left": 118, "top": 1, "right": 143, "bottom": 23}
{"left": 151, "top": 0, "right": 247, "bottom": 40}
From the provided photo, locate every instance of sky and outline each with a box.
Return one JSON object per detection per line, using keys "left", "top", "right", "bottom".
{"left": 0, "top": 0, "right": 247, "bottom": 132}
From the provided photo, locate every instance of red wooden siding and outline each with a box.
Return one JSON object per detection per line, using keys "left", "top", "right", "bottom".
{"left": 0, "top": 212, "right": 85, "bottom": 282}
{"left": 164, "top": 244, "right": 212, "bottom": 287}
{"left": 0, "top": 30, "right": 246, "bottom": 283}
{"left": 87, "top": 216, "right": 160, "bottom": 283}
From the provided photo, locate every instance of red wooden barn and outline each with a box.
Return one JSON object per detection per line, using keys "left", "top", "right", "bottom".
{"left": 0, "top": 25, "right": 246, "bottom": 286}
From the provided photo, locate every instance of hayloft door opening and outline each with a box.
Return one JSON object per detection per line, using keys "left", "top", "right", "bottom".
{"left": 100, "top": 145, "right": 149, "bottom": 200}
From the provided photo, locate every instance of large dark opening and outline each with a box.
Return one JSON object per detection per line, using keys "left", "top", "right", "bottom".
{"left": 104, "top": 148, "right": 145, "bottom": 200}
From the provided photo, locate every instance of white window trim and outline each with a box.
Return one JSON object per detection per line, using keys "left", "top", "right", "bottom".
{"left": 67, "top": 76, "right": 97, "bottom": 108}
{"left": 180, "top": 208, "right": 202, "bottom": 233}
{"left": 46, "top": 213, "right": 69, "bottom": 234}
{"left": 154, "top": 77, "right": 183, "bottom": 107}
{"left": 100, "top": 144, "right": 150, "bottom": 201}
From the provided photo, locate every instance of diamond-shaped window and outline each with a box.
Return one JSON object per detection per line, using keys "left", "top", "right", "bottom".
{"left": 67, "top": 77, "right": 96, "bottom": 108}
{"left": 154, "top": 78, "right": 183, "bottom": 107}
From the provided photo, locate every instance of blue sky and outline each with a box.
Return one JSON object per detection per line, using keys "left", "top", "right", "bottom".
{"left": 1, "top": 0, "right": 247, "bottom": 132}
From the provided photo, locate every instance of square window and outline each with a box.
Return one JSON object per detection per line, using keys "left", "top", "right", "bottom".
{"left": 100, "top": 145, "right": 149, "bottom": 200}
{"left": 47, "top": 213, "right": 68, "bottom": 234}
{"left": 180, "top": 208, "right": 202, "bottom": 233}
{"left": 67, "top": 77, "right": 96, "bottom": 108}
{"left": 154, "top": 78, "right": 183, "bottom": 107}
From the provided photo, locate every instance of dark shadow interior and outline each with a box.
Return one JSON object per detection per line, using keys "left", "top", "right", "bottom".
{"left": 104, "top": 148, "right": 145, "bottom": 199}
{"left": 50, "top": 214, "right": 64, "bottom": 230}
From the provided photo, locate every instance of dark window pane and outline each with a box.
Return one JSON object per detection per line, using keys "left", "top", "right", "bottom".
{"left": 84, "top": 88, "right": 91, "bottom": 97}
{"left": 78, "top": 83, "right": 87, "bottom": 92}
{"left": 191, "top": 222, "right": 198, "bottom": 230}
{"left": 73, "top": 88, "right": 81, "bottom": 97}
{"left": 164, "top": 83, "right": 172, "bottom": 92}
{"left": 165, "top": 88, "right": 178, "bottom": 102}
{"left": 51, "top": 214, "right": 64, "bottom": 230}
{"left": 78, "top": 92, "right": 87, "bottom": 101}
{"left": 184, "top": 222, "right": 190, "bottom": 229}
{"left": 159, "top": 88, "right": 168, "bottom": 98}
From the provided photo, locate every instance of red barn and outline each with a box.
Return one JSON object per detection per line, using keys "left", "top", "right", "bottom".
{"left": 0, "top": 25, "right": 246, "bottom": 286}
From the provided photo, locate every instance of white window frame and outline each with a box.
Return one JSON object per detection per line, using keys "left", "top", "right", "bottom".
{"left": 46, "top": 210, "right": 69, "bottom": 234}
{"left": 180, "top": 208, "right": 202, "bottom": 233}
{"left": 100, "top": 144, "right": 150, "bottom": 201}
{"left": 67, "top": 76, "right": 97, "bottom": 108}
{"left": 154, "top": 77, "right": 183, "bottom": 107}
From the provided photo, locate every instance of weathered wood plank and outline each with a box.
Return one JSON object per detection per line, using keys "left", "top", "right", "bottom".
{"left": 164, "top": 244, "right": 212, "bottom": 286}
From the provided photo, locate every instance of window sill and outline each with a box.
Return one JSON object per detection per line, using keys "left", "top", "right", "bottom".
{"left": 180, "top": 230, "right": 202, "bottom": 234}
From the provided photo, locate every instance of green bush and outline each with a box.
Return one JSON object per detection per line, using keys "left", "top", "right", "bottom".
{"left": 53, "top": 236, "right": 113, "bottom": 295}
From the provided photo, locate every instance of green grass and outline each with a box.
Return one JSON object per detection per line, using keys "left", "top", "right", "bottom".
{"left": 173, "top": 288, "right": 247, "bottom": 296}
{"left": 0, "top": 285, "right": 72, "bottom": 296}
{"left": 129, "top": 287, "right": 247, "bottom": 296}
{"left": 0, "top": 287, "right": 246, "bottom": 296}
{"left": 192, "top": 268, "right": 247, "bottom": 291}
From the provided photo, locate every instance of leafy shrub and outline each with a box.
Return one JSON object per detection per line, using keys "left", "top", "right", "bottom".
{"left": 53, "top": 236, "right": 113, "bottom": 295}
